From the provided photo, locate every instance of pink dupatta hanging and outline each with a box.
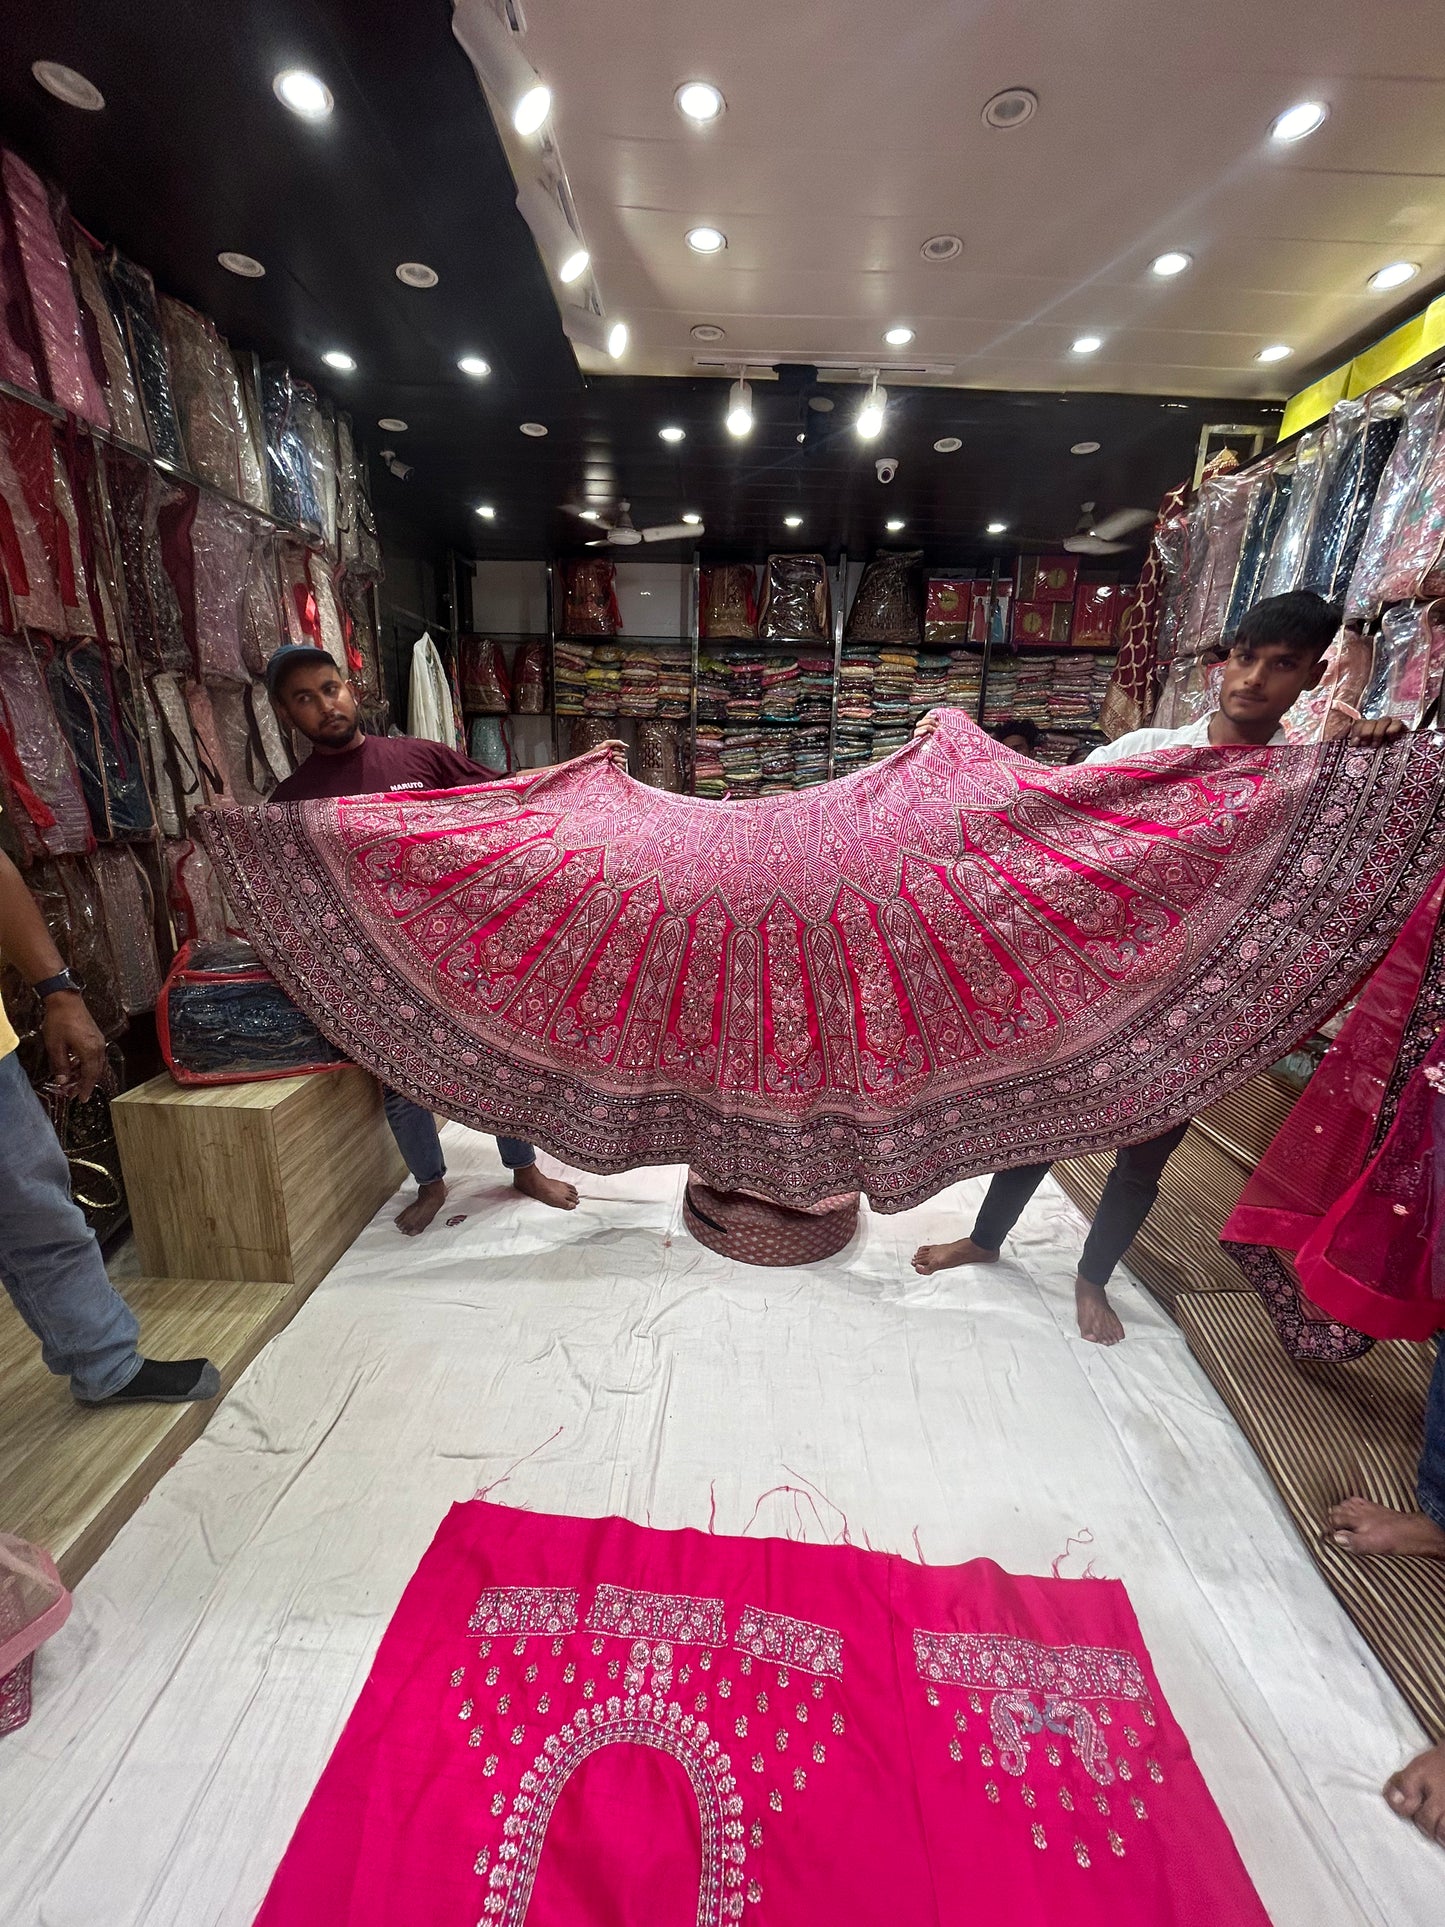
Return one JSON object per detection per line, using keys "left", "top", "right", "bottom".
{"left": 1223, "top": 869, "right": 1445, "bottom": 1342}
{"left": 199, "top": 711, "right": 1445, "bottom": 1211}
{"left": 254, "top": 1502, "right": 1270, "bottom": 1927}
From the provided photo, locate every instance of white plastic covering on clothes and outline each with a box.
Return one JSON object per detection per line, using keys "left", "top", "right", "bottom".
{"left": 407, "top": 629, "right": 454, "bottom": 744}
{"left": 0, "top": 1146, "right": 1438, "bottom": 1926}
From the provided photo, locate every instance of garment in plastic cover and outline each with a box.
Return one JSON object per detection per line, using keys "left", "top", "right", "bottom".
{"left": 102, "top": 250, "right": 186, "bottom": 467}
{"left": 205, "top": 681, "right": 269, "bottom": 806}
{"left": 188, "top": 491, "right": 253, "bottom": 683}
{"left": 0, "top": 1534, "right": 71, "bottom": 1740}
{"left": 923, "top": 577, "right": 972, "bottom": 644}
{"left": 844, "top": 550, "right": 924, "bottom": 643}
{"left": 44, "top": 639, "right": 156, "bottom": 841}
{"left": 261, "top": 363, "right": 323, "bottom": 535}
{"left": 289, "top": 382, "right": 337, "bottom": 549}
{"left": 158, "top": 938, "right": 349, "bottom": 1084}
{"left": 511, "top": 639, "right": 548, "bottom": 713}
{"left": 1281, "top": 627, "right": 1374, "bottom": 743}
{"left": 47, "top": 444, "right": 97, "bottom": 640}
{"left": 66, "top": 227, "right": 148, "bottom": 450}
{"left": 335, "top": 413, "right": 381, "bottom": 576}
{"left": 0, "top": 393, "right": 63, "bottom": 634}
{"left": 1260, "top": 419, "right": 1338, "bottom": 598}
{"left": 91, "top": 846, "right": 162, "bottom": 1014}
{"left": 460, "top": 635, "right": 511, "bottom": 712}
{"left": 159, "top": 296, "right": 247, "bottom": 500}
{"left": 0, "top": 150, "right": 107, "bottom": 427}
{"left": 1359, "top": 600, "right": 1445, "bottom": 729}
{"left": 27, "top": 854, "right": 126, "bottom": 1037}
{"left": 1151, "top": 650, "right": 1223, "bottom": 730}
{"left": 1371, "top": 395, "right": 1445, "bottom": 605}
{"left": 105, "top": 447, "right": 189, "bottom": 672}
{"left": 165, "top": 836, "right": 234, "bottom": 946}
{"left": 1224, "top": 468, "right": 1293, "bottom": 637}
{"left": 700, "top": 564, "right": 758, "bottom": 639}
{"left": 1301, "top": 393, "right": 1403, "bottom": 602}
{"left": 1346, "top": 380, "right": 1445, "bottom": 617}
{"left": 759, "top": 552, "right": 831, "bottom": 640}
{"left": 0, "top": 170, "right": 41, "bottom": 394}
{"left": 1177, "top": 466, "right": 1263, "bottom": 656}
{"left": 0, "top": 635, "right": 94, "bottom": 860}
{"left": 562, "top": 559, "right": 622, "bottom": 636}
{"left": 467, "top": 714, "right": 510, "bottom": 774}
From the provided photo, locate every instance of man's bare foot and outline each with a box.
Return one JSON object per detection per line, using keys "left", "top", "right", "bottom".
{"left": 1327, "top": 1497, "right": 1445, "bottom": 1559}
{"left": 911, "top": 1236, "right": 1000, "bottom": 1276}
{"left": 513, "top": 1163, "right": 579, "bottom": 1210}
{"left": 1076, "top": 1276, "right": 1125, "bottom": 1345}
{"left": 1385, "top": 1742, "right": 1445, "bottom": 1846}
{"left": 396, "top": 1178, "right": 447, "bottom": 1236}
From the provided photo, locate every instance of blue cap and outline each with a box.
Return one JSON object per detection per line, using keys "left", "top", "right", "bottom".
{"left": 265, "top": 644, "right": 337, "bottom": 696}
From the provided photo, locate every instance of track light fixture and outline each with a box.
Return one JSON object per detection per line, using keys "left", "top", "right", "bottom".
{"left": 516, "top": 178, "right": 590, "bottom": 287}
{"left": 452, "top": 0, "right": 551, "bottom": 135}
{"left": 856, "top": 376, "right": 887, "bottom": 440}
{"left": 726, "top": 374, "right": 753, "bottom": 438}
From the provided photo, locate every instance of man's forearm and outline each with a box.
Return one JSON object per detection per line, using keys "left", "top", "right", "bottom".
{"left": 0, "top": 851, "right": 66, "bottom": 984}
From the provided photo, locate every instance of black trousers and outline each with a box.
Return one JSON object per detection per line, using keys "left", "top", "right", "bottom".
{"left": 970, "top": 1122, "right": 1192, "bottom": 1288}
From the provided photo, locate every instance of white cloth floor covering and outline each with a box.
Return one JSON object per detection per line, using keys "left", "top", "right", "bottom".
{"left": 1, "top": 1130, "right": 1439, "bottom": 1925}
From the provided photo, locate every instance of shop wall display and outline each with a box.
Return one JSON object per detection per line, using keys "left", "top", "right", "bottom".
{"left": 0, "top": 141, "right": 388, "bottom": 1234}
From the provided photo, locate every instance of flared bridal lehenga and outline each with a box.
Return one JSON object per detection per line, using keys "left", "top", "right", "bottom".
{"left": 201, "top": 710, "right": 1445, "bottom": 1212}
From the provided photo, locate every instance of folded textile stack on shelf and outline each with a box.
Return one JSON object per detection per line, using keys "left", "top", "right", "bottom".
{"left": 696, "top": 652, "right": 729, "bottom": 725}
{"left": 760, "top": 732, "right": 797, "bottom": 792}
{"left": 980, "top": 656, "right": 1018, "bottom": 724}
{"left": 693, "top": 722, "right": 725, "bottom": 797}
{"left": 724, "top": 650, "right": 765, "bottom": 723}
{"left": 942, "top": 649, "right": 983, "bottom": 712}
{"left": 553, "top": 643, "right": 589, "bottom": 716}
{"left": 1049, "top": 652, "right": 1099, "bottom": 730}
{"left": 583, "top": 646, "right": 623, "bottom": 717}
{"left": 793, "top": 724, "right": 830, "bottom": 786}
{"left": 835, "top": 649, "right": 879, "bottom": 770}
{"left": 1012, "top": 654, "right": 1054, "bottom": 725}
{"left": 761, "top": 656, "right": 800, "bottom": 723}
{"left": 618, "top": 648, "right": 660, "bottom": 718}
{"left": 871, "top": 646, "right": 918, "bottom": 758}
{"left": 797, "top": 653, "right": 834, "bottom": 722}
{"left": 719, "top": 727, "right": 762, "bottom": 797}
{"left": 911, "top": 651, "right": 951, "bottom": 717}
{"left": 656, "top": 648, "right": 692, "bottom": 719}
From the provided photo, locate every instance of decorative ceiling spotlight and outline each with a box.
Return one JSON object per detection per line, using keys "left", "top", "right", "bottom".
{"left": 1255, "top": 343, "right": 1293, "bottom": 363}
{"left": 452, "top": 0, "right": 551, "bottom": 135}
{"left": 1071, "top": 334, "right": 1103, "bottom": 355}
{"left": 920, "top": 234, "right": 964, "bottom": 263}
{"left": 982, "top": 87, "right": 1037, "bottom": 130}
{"left": 273, "top": 69, "right": 333, "bottom": 119}
{"left": 1270, "top": 100, "right": 1328, "bottom": 143}
{"left": 377, "top": 417, "right": 408, "bottom": 432}
{"left": 516, "top": 178, "right": 589, "bottom": 284}
{"left": 855, "top": 378, "right": 887, "bottom": 440}
{"left": 1070, "top": 440, "right": 1101, "bottom": 455}
{"left": 32, "top": 61, "right": 105, "bottom": 111}
{"left": 322, "top": 349, "right": 356, "bottom": 371}
{"left": 886, "top": 518, "right": 906, "bottom": 533}
{"left": 396, "top": 262, "right": 439, "bottom": 288}
{"left": 1368, "top": 260, "right": 1419, "bottom": 292}
{"left": 675, "top": 81, "right": 725, "bottom": 122}
{"left": 682, "top": 512, "right": 702, "bottom": 526}
{"left": 607, "top": 321, "right": 629, "bottom": 359}
{"left": 986, "top": 521, "right": 1008, "bottom": 534}
{"left": 933, "top": 436, "right": 962, "bottom": 454}
{"left": 475, "top": 505, "right": 496, "bottom": 520}
{"left": 884, "top": 326, "right": 915, "bottom": 347}
{"left": 217, "top": 251, "right": 265, "bottom": 278}
{"left": 520, "top": 422, "right": 548, "bottom": 437}
{"left": 1150, "top": 250, "right": 1192, "bottom": 277}
{"left": 726, "top": 376, "right": 754, "bottom": 438}
{"left": 458, "top": 355, "right": 491, "bottom": 378}
{"left": 784, "top": 515, "right": 803, "bottom": 529}
{"left": 686, "top": 225, "right": 727, "bottom": 254}
{"left": 659, "top": 425, "right": 686, "bottom": 443}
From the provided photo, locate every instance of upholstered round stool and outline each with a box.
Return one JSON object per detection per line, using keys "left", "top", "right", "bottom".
{"left": 682, "top": 1174, "right": 860, "bottom": 1267}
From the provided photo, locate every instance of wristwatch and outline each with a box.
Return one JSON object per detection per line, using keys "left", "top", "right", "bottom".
{"left": 33, "top": 968, "right": 82, "bottom": 999}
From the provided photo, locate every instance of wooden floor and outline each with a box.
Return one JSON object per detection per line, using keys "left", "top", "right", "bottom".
{"left": 0, "top": 1272, "right": 312, "bottom": 1588}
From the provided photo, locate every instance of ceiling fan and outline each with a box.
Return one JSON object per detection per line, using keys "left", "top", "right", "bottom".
{"left": 585, "top": 500, "right": 702, "bottom": 546}
{"left": 1061, "top": 501, "right": 1156, "bottom": 554}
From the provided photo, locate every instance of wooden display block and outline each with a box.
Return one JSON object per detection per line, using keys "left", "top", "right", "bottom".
{"left": 112, "top": 1068, "right": 406, "bottom": 1289}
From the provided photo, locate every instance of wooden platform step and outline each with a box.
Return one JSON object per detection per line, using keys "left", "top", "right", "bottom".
{"left": 0, "top": 1274, "right": 309, "bottom": 1588}
{"left": 1175, "top": 1289, "right": 1445, "bottom": 1742}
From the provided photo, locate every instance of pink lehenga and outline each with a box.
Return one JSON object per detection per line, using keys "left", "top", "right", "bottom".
{"left": 252, "top": 1502, "right": 1271, "bottom": 1927}
{"left": 199, "top": 710, "right": 1445, "bottom": 1211}
{"left": 1223, "top": 869, "right": 1445, "bottom": 1353}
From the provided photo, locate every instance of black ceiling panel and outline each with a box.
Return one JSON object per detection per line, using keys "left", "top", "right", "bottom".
{"left": 1, "top": 2, "right": 1280, "bottom": 564}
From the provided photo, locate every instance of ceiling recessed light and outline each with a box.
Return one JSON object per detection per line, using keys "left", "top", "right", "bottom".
{"left": 458, "top": 355, "right": 491, "bottom": 378}
{"left": 682, "top": 512, "right": 702, "bottom": 526}
{"left": 982, "top": 86, "right": 1038, "bottom": 130}
{"left": 659, "top": 425, "right": 686, "bottom": 443}
{"left": 217, "top": 251, "right": 265, "bottom": 278}
{"left": 520, "top": 422, "right": 548, "bottom": 437}
{"left": 675, "top": 81, "right": 725, "bottom": 123}
{"left": 686, "top": 226, "right": 727, "bottom": 254}
{"left": 1368, "top": 260, "right": 1419, "bottom": 292}
{"left": 808, "top": 396, "right": 835, "bottom": 413}
{"left": 933, "top": 435, "right": 962, "bottom": 453}
{"left": 476, "top": 505, "right": 496, "bottom": 520}
{"left": 884, "top": 325, "right": 915, "bottom": 347}
{"left": 32, "top": 61, "right": 105, "bottom": 111}
{"left": 690, "top": 322, "right": 726, "bottom": 342}
{"left": 1255, "top": 343, "right": 1293, "bottom": 364}
{"left": 607, "top": 320, "right": 629, "bottom": 359}
{"left": 396, "top": 261, "right": 439, "bottom": 288}
{"left": 784, "top": 515, "right": 803, "bottom": 528}
{"left": 1150, "top": 250, "right": 1192, "bottom": 277}
{"left": 578, "top": 509, "right": 600, "bottom": 521}
{"left": 377, "top": 417, "right": 408, "bottom": 432}
{"left": 1071, "top": 334, "right": 1103, "bottom": 355}
{"left": 886, "top": 518, "right": 906, "bottom": 533}
{"left": 1270, "top": 100, "right": 1328, "bottom": 143}
{"left": 322, "top": 349, "right": 356, "bottom": 372}
{"left": 921, "top": 234, "right": 964, "bottom": 262}
{"left": 273, "top": 68, "right": 333, "bottom": 120}
{"left": 1070, "top": 440, "right": 1101, "bottom": 455}
{"left": 986, "top": 521, "right": 1008, "bottom": 534}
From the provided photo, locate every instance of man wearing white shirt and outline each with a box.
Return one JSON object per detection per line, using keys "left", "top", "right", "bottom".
{"left": 912, "top": 591, "right": 1405, "bottom": 1343}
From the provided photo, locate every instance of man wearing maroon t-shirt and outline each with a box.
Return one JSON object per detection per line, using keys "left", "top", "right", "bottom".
{"left": 266, "top": 645, "right": 579, "bottom": 1233}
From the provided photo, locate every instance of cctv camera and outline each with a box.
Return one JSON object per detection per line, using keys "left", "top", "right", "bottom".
{"left": 876, "top": 457, "right": 898, "bottom": 484}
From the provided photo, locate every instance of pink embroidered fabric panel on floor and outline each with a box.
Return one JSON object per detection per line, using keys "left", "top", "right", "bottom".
{"left": 253, "top": 1504, "right": 1270, "bottom": 1927}
{"left": 200, "top": 710, "right": 1445, "bottom": 1210}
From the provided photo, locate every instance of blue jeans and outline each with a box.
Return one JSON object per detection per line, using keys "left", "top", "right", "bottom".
{"left": 380, "top": 1087, "right": 534, "bottom": 1185}
{"left": 0, "top": 1050, "right": 143, "bottom": 1400}
{"left": 1419, "top": 1339, "right": 1445, "bottom": 1530}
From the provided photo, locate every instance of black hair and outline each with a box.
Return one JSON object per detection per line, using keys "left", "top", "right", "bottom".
{"left": 993, "top": 718, "right": 1040, "bottom": 750}
{"left": 1231, "top": 591, "right": 1340, "bottom": 662}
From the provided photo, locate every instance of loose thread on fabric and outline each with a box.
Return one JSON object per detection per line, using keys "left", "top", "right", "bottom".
{"left": 472, "top": 1425, "right": 565, "bottom": 1502}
